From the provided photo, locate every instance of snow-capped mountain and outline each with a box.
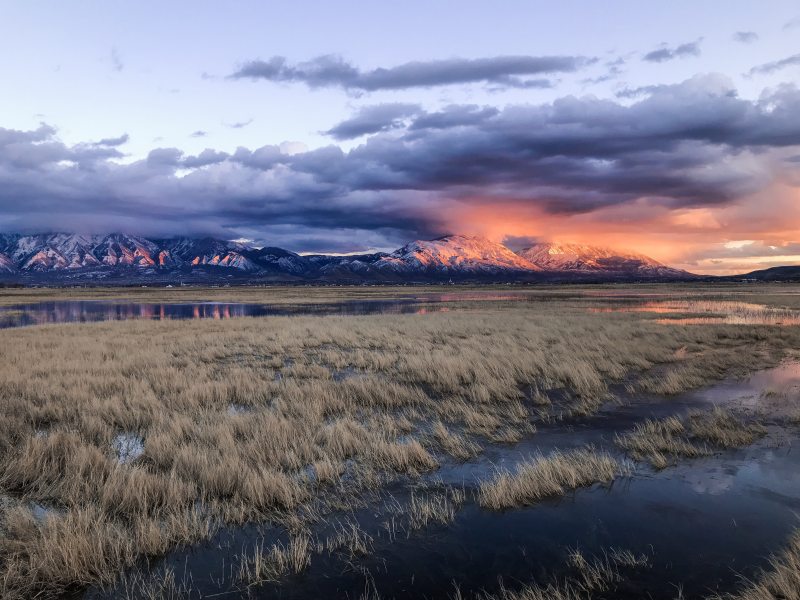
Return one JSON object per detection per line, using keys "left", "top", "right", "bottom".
{"left": 0, "top": 232, "right": 696, "bottom": 283}
{"left": 374, "top": 235, "right": 539, "bottom": 274}
{"left": 157, "top": 237, "right": 259, "bottom": 271}
{"left": 517, "top": 242, "right": 690, "bottom": 278}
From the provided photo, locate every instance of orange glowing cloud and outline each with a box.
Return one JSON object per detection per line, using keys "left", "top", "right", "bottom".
{"left": 443, "top": 183, "right": 800, "bottom": 275}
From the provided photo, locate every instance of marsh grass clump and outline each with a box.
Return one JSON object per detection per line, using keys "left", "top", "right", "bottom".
{"left": 710, "top": 528, "right": 800, "bottom": 600}
{"left": 318, "top": 519, "right": 374, "bottom": 557}
{"left": 389, "top": 486, "right": 466, "bottom": 533}
{"left": 688, "top": 407, "right": 767, "bottom": 448}
{"left": 478, "top": 448, "right": 628, "bottom": 510}
{"left": 615, "top": 407, "right": 766, "bottom": 469}
{"left": 115, "top": 566, "right": 193, "bottom": 600}
{"left": 453, "top": 546, "right": 650, "bottom": 600}
{"left": 429, "top": 421, "right": 481, "bottom": 460}
{"left": 237, "top": 535, "right": 311, "bottom": 585}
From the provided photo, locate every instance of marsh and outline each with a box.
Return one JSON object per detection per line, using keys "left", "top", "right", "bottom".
{"left": 1, "top": 285, "right": 800, "bottom": 599}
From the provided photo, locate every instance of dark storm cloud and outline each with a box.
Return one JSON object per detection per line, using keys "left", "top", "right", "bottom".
{"left": 2, "top": 75, "right": 800, "bottom": 250}
{"left": 643, "top": 40, "right": 702, "bottom": 63}
{"left": 324, "top": 103, "right": 421, "bottom": 140}
{"left": 229, "top": 54, "right": 593, "bottom": 91}
{"left": 408, "top": 105, "right": 500, "bottom": 130}
{"left": 748, "top": 53, "right": 800, "bottom": 75}
{"left": 732, "top": 31, "right": 759, "bottom": 44}
{"left": 182, "top": 149, "right": 229, "bottom": 168}
{"left": 501, "top": 235, "right": 541, "bottom": 252}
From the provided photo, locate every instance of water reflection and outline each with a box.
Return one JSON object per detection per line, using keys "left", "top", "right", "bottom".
{"left": 592, "top": 300, "right": 800, "bottom": 325}
{"left": 0, "top": 298, "right": 458, "bottom": 329}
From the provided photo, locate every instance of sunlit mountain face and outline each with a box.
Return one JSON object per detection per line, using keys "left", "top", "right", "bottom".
{"left": 0, "top": 232, "right": 700, "bottom": 283}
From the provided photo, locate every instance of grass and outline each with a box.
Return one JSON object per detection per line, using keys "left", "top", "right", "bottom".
{"left": 453, "top": 547, "right": 650, "bottom": 600}
{"left": 478, "top": 448, "right": 629, "bottom": 510}
{"left": 0, "top": 286, "right": 798, "bottom": 597}
{"left": 711, "top": 528, "right": 800, "bottom": 600}
{"left": 237, "top": 535, "right": 312, "bottom": 585}
{"left": 615, "top": 407, "right": 767, "bottom": 469}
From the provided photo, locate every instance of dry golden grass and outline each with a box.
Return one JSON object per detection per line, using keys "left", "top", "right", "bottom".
{"left": 318, "top": 519, "right": 374, "bottom": 557}
{"left": 453, "top": 547, "right": 649, "bottom": 600}
{"left": 0, "top": 288, "right": 797, "bottom": 597}
{"left": 615, "top": 407, "right": 767, "bottom": 469}
{"left": 237, "top": 534, "right": 312, "bottom": 585}
{"left": 711, "top": 529, "right": 800, "bottom": 600}
{"left": 478, "top": 448, "right": 629, "bottom": 510}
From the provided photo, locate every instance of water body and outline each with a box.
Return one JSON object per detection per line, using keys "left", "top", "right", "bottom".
{"left": 5, "top": 293, "right": 800, "bottom": 330}
{"left": 0, "top": 298, "right": 452, "bottom": 328}
{"left": 86, "top": 362, "right": 800, "bottom": 600}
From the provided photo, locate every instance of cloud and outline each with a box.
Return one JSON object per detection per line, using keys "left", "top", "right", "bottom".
{"left": 190, "top": 130, "right": 208, "bottom": 138}
{"left": 784, "top": 16, "right": 800, "bottom": 30}
{"left": 325, "top": 103, "right": 420, "bottom": 140}
{"left": 748, "top": 53, "right": 800, "bottom": 76}
{"left": 732, "top": 31, "right": 759, "bottom": 44}
{"left": 229, "top": 54, "right": 594, "bottom": 91}
{"left": 501, "top": 235, "right": 541, "bottom": 252}
{"left": 1, "top": 74, "right": 800, "bottom": 254}
{"left": 111, "top": 47, "right": 124, "bottom": 72}
{"left": 95, "top": 134, "right": 129, "bottom": 147}
{"left": 226, "top": 119, "right": 254, "bottom": 129}
{"left": 643, "top": 40, "right": 702, "bottom": 63}
{"left": 409, "top": 105, "right": 500, "bottom": 130}
{"left": 182, "top": 149, "right": 229, "bottom": 168}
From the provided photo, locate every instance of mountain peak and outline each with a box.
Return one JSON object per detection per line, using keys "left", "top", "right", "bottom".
{"left": 377, "top": 235, "right": 539, "bottom": 274}
{"left": 517, "top": 242, "right": 686, "bottom": 276}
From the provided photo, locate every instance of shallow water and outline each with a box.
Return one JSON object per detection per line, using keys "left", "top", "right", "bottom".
{"left": 85, "top": 361, "right": 800, "bottom": 600}
{"left": 592, "top": 299, "right": 800, "bottom": 326}
{"left": 0, "top": 296, "right": 488, "bottom": 328}
{"left": 3, "top": 293, "right": 800, "bottom": 330}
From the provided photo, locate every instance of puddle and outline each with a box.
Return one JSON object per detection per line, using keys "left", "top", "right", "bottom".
{"left": 28, "top": 501, "right": 63, "bottom": 522}
{"left": 331, "top": 366, "right": 366, "bottom": 382}
{"left": 111, "top": 432, "right": 145, "bottom": 464}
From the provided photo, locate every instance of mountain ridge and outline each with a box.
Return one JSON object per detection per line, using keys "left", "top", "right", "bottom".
{"left": 0, "top": 232, "right": 699, "bottom": 283}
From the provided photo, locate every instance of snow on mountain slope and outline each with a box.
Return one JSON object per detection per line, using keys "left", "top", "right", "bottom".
{"left": 14, "top": 234, "right": 101, "bottom": 271}
{"left": 93, "top": 234, "right": 158, "bottom": 267}
{"left": 0, "top": 232, "right": 695, "bottom": 281}
{"left": 517, "top": 242, "right": 689, "bottom": 277}
{"left": 250, "top": 247, "right": 312, "bottom": 274}
{"left": 375, "top": 235, "right": 539, "bottom": 274}
{"left": 159, "top": 237, "right": 259, "bottom": 271}
{"left": 0, "top": 253, "right": 16, "bottom": 273}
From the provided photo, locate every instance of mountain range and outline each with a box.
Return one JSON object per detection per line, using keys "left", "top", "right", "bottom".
{"left": 0, "top": 233, "right": 702, "bottom": 284}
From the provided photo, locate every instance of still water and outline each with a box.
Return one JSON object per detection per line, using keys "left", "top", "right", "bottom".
{"left": 0, "top": 298, "right": 454, "bottom": 328}
{"left": 5, "top": 294, "right": 800, "bottom": 330}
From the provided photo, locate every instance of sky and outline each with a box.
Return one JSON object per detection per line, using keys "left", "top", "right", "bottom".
{"left": 0, "top": 1, "right": 799, "bottom": 274}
